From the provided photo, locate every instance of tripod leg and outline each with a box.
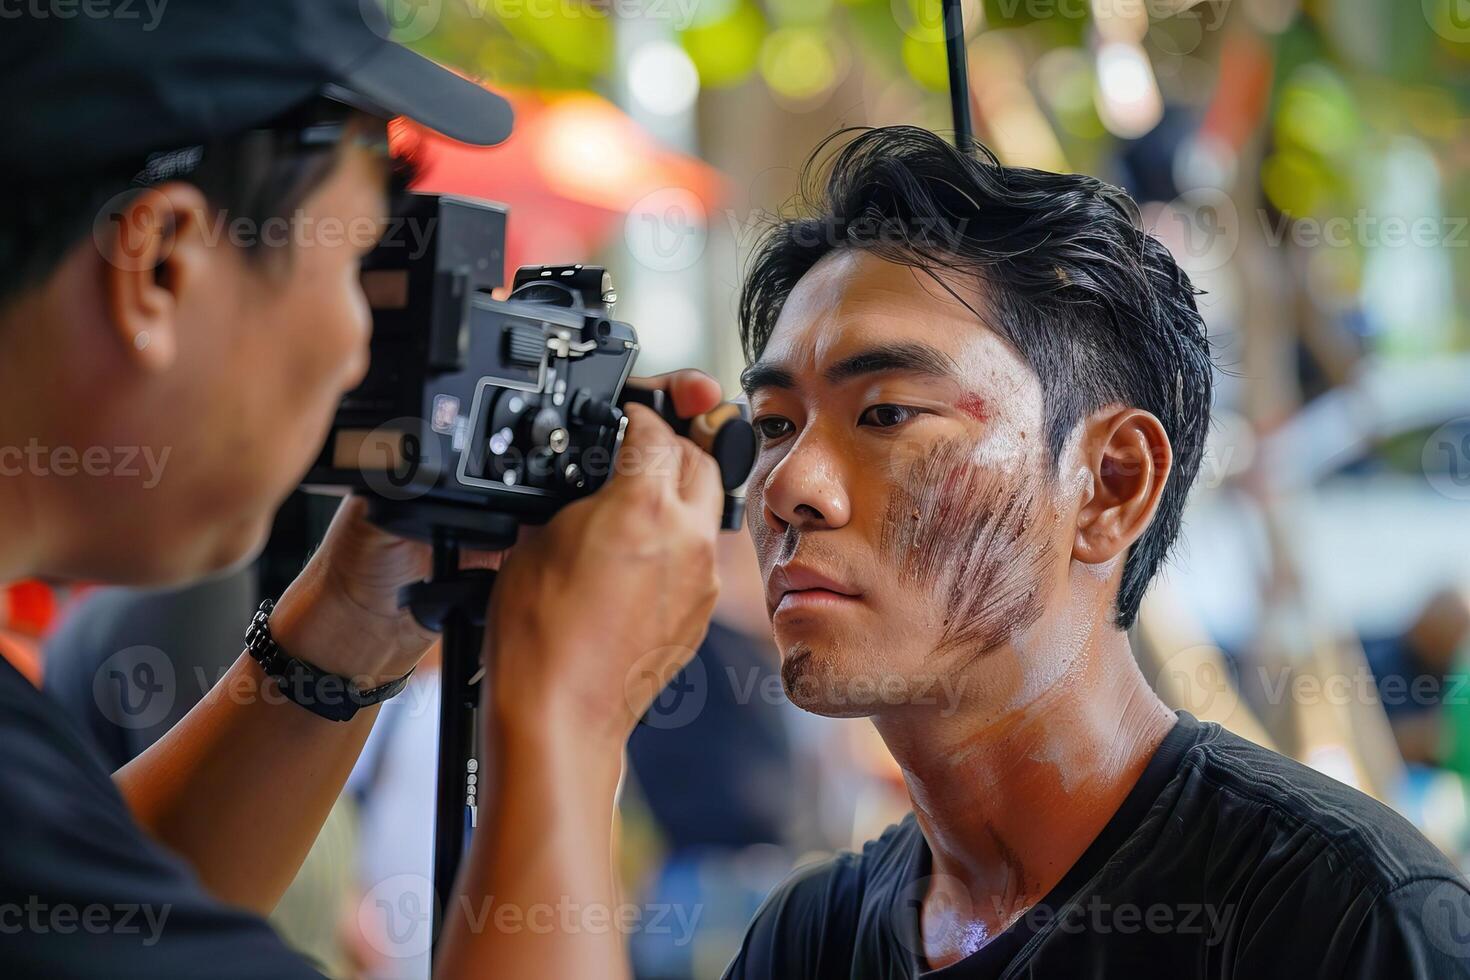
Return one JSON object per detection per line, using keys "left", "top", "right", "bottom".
{"left": 426, "top": 541, "right": 490, "bottom": 952}
{"left": 432, "top": 607, "right": 480, "bottom": 945}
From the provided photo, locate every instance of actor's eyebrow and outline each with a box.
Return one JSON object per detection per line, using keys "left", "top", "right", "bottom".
{"left": 741, "top": 342, "right": 959, "bottom": 397}
{"left": 821, "top": 342, "right": 958, "bottom": 385}
{"left": 740, "top": 362, "right": 797, "bottom": 396}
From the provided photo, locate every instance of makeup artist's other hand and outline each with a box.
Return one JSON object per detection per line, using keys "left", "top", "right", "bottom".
{"left": 486, "top": 372, "right": 725, "bottom": 749}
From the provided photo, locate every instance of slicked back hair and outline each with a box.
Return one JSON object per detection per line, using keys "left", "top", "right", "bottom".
{"left": 739, "top": 126, "right": 1213, "bottom": 629}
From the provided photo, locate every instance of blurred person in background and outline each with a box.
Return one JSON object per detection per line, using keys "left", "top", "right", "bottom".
{"left": 1366, "top": 586, "right": 1470, "bottom": 765}
{"left": 1418, "top": 589, "right": 1470, "bottom": 834}
{"left": 625, "top": 532, "right": 797, "bottom": 979}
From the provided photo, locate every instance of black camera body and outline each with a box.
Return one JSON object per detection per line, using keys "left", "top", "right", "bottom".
{"left": 305, "top": 193, "right": 751, "bottom": 548}
{"left": 306, "top": 195, "right": 756, "bottom": 920}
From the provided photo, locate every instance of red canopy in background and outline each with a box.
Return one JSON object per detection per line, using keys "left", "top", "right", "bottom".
{"left": 0, "top": 580, "right": 57, "bottom": 685}
{"left": 3, "top": 580, "right": 56, "bottom": 636}
{"left": 391, "top": 87, "right": 726, "bottom": 284}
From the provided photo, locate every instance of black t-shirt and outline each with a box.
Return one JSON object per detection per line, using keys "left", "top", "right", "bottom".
{"left": 724, "top": 711, "right": 1470, "bottom": 979}
{"left": 0, "top": 654, "right": 321, "bottom": 978}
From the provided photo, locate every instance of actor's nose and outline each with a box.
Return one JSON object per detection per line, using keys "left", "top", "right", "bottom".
{"left": 759, "top": 437, "right": 851, "bottom": 533}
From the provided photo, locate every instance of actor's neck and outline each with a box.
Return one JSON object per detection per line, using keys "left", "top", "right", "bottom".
{"left": 873, "top": 626, "right": 1175, "bottom": 939}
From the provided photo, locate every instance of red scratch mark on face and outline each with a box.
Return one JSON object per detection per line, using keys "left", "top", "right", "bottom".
{"left": 956, "top": 392, "right": 990, "bottom": 423}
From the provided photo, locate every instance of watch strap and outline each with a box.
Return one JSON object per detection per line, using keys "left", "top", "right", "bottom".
{"left": 244, "top": 599, "right": 413, "bottom": 722}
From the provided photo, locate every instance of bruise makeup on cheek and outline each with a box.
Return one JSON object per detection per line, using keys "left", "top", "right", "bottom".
{"left": 954, "top": 392, "right": 990, "bottom": 423}
{"left": 880, "top": 438, "right": 1053, "bottom": 658}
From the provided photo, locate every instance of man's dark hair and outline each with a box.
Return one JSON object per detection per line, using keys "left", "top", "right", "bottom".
{"left": 0, "top": 97, "right": 368, "bottom": 308}
{"left": 739, "top": 126, "right": 1213, "bottom": 629}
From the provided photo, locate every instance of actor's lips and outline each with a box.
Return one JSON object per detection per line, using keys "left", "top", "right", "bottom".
{"left": 768, "top": 564, "right": 863, "bottom": 618}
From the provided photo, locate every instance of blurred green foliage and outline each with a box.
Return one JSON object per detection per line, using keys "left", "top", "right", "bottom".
{"left": 395, "top": 0, "right": 1467, "bottom": 347}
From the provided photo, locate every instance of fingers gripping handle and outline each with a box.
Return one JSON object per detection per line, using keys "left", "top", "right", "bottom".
{"left": 618, "top": 388, "right": 757, "bottom": 531}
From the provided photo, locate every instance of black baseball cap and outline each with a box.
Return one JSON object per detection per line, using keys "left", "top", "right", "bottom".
{"left": 1, "top": 0, "right": 514, "bottom": 181}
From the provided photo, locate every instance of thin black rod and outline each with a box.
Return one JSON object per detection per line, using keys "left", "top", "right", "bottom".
{"left": 430, "top": 538, "right": 478, "bottom": 951}
{"left": 943, "top": 0, "right": 974, "bottom": 154}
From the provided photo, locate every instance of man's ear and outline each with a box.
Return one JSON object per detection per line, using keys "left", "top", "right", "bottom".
{"left": 1072, "top": 406, "right": 1172, "bottom": 565}
{"left": 98, "top": 183, "right": 213, "bottom": 372}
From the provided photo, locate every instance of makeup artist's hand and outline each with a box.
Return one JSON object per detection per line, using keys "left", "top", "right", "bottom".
{"left": 486, "top": 371, "right": 726, "bottom": 749}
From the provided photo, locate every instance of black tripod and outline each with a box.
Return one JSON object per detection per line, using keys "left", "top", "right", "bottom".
{"left": 375, "top": 505, "right": 519, "bottom": 948}
{"left": 364, "top": 390, "right": 754, "bottom": 961}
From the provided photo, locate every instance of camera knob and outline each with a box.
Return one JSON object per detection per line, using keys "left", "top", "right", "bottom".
{"left": 571, "top": 393, "right": 622, "bottom": 428}
{"left": 530, "top": 406, "right": 568, "bottom": 453}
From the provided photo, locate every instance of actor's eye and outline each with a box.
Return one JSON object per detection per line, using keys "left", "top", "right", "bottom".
{"left": 754, "top": 416, "right": 795, "bottom": 441}
{"left": 859, "top": 404, "right": 920, "bottom": 429}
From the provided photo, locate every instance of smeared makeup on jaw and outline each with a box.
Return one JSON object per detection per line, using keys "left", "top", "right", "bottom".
{"left": 880, "top": 438, "right": 1054, "bottom": 659}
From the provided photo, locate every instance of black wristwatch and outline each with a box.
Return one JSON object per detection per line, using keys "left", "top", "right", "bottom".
{"left": 244, "top": 599, "right": 413, "bottom": 722}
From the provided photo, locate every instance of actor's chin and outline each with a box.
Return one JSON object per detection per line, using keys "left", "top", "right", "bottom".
{"left": 779, "top": 644, "right": 877, "bottom": 718}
